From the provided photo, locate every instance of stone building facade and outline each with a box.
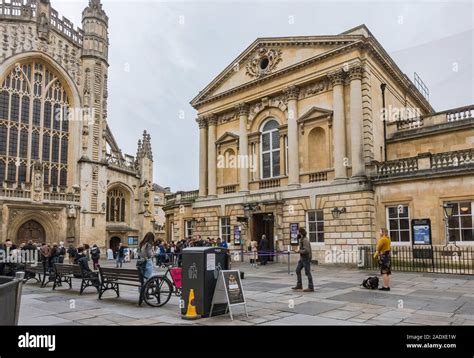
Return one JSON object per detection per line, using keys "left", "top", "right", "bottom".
{"left": 163, "top": 25, "right": 473, "bottom": 263}
{"left": 0, "top": 0, "right": 164, "bottom": 251}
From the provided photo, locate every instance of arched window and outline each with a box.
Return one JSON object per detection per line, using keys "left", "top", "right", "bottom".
{"left": 107, "top": 189, "right": 127, "bottom": 223}
{"left": 260, "top": 119, "right": 280, "bottom": 179}
{"left": 0, "top": 60, "right": 70, "bottom": 184}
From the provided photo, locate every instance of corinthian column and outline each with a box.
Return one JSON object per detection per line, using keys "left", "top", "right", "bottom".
{"left": 349, "top": 64, "right": 365, "bottom": 178}
{"left": 207, "top": 114, "right": 218, "bottom": 197}
{"left": 328, "top": 70, "right": 347, "bottom": 180}
{"left": 197, "top": 116, "right": 208, "bottom": 197}
{"left": 236, "top": 103, "right": 250, "bottom": 193}
{"left": 285, "top": 85, "right": 300, "bottom": 188}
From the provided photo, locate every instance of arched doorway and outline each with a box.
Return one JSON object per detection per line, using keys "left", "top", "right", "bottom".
{"left": 109, "top": 237, "right": 121, "bottom": 256}
{"left": 16, "top": 220, "right": 46, "bottom": 245}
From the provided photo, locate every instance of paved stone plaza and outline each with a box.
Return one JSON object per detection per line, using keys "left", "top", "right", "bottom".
{"left": 17, "top": 260, "right": 474, "bottom": 326}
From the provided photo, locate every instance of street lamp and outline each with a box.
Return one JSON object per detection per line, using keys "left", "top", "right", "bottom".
{"left": 442, "top": 203, "right": 455, "bottom": 246}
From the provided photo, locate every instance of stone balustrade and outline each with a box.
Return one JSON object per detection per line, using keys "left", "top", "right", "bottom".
{"left": 388, "top": 104, "right": 474, "bottom": 136}
{"left": 106, "top": 153, "right": 138, "bottom": 174}
{"left": 222, "top": 185, "right": 237, "bottom": 194}
{"left": 431, "top": 149, "right": 474, "bottom": 169}
{"left": 308, "top": 170, "right": 330, "bottom": 183}
{"left": 259, "top": 178, "right": 280, "bottom": 189}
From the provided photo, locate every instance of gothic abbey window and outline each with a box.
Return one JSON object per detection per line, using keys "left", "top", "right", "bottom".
{"left": 107, "top": 189, "right": 126, "bottom": 223}
{"left": 260, "top": 119, "right": 280, "bottom": 179}
{"left": 0, "top": 60, "right": 70, "bottom": 186}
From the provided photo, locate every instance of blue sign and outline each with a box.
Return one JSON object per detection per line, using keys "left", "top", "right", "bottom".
{"left": 290, "top": 223, "right": 299, "bottom": 245}
{"left": 233, "top": 226, "right": 241, "bottom": 245}
{"left": 412, "top": 219, "right": 432, "bottom": 245}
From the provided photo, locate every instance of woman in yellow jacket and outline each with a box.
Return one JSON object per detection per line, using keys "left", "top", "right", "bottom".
{"left": 374, "top": 228, "right": 391, "bottom": 291}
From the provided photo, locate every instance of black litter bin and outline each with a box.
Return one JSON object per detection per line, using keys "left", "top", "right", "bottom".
{"left": 181, "top": 247, "right": 229, "bottom": 318}
{"left": 0, "top": 273, "right": 24, "bottom": 326}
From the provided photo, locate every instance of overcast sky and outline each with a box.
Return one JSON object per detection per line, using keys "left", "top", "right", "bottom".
{"left": 52, "top": 0, "right": 474, "bottom": 191}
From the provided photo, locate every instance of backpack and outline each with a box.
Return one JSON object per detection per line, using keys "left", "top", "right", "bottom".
{"left": 362, "top": 276, "right": 379, "bottom": 289}
{"left": 59, "top": 247, "right": 66, "bottom": 256}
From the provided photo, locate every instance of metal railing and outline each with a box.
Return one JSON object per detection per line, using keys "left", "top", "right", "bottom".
{"left": 358, "top": 245, "right": 474, "bottom": 275}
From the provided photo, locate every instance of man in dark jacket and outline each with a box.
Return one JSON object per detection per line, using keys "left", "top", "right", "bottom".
{"left": 90, "top": 244, "right": 101, "bottom": 270}
{"left": 258, "top": 234, "right": 269, "bottom": 266}
{"left": 292, "top": 228, "right": 314, "bottom": 292}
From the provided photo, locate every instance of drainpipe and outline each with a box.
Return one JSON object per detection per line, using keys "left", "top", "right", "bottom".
{"left": 381, "top": 83, "right": 387, "bottom": 162}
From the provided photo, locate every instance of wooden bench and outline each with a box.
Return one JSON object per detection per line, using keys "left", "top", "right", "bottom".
{"left": 53, "top": 263, "right": 75, "bottom": 290}
{"left": 98, "top": 267, "right": 145, "bottom": 305}
{"left": 24, "top": 261, "right": 53, "bottom": 288}
{"left": 73, "top": 265, "right": 100, "bottom": 295}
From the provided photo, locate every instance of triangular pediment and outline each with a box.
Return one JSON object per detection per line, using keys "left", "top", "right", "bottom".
{"left": 216, "top": 132, "right": 239, "bottom": 145}
{"left": 298, "top": 106, "right": 333, "bottom": 122}
{"left": 191, "top": 27, "right": 371, "bottom": 107}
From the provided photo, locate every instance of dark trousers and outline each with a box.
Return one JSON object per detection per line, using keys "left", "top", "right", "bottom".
{"left": 296, "top": 258, "right": 314, "bottom": 289}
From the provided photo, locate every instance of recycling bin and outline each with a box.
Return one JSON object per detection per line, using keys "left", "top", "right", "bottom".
{"left": 181, "top": 247, "right": 229, "bottom": 317}
{"left": 0, "top": 273, "right": 24, "bottom": 325}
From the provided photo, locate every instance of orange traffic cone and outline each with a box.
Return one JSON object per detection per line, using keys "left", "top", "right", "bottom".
{"left": 182, "top": 288, "right": 201, "bottom": 320}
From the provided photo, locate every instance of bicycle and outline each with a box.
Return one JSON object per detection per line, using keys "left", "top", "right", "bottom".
{"left": 141, "top": 262, "right": 182, "bottom": 307}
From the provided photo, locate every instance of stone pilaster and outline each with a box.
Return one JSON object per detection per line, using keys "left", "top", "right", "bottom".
{"left": 197, "top": 117, "right": 208, "bottom": 197}
{"left": 328, "top": 70, "right": 348, "bottom": 180}
{"left": 236, "top": 103, "right": 250, "bottom": 193}
{"left": 284, "top": 85, "right": 300, "bottom": 187}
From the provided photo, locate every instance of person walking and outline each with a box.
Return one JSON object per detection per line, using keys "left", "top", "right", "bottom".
{"left": 258, "top": 234, "right": 269, "bottom": 266}
{"left": 374, "top": 228, "right": 392, "bottom": 291}
{"left": 116, "top": 242, "right": 125, "bottom": 268}
{"left": 292, "top": 228, "right": 314, "bottom": 292}
{"left": 90, "top": 244, "right": 101, "bottom": 270}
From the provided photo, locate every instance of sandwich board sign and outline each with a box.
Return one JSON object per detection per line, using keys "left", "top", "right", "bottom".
{"left": 210, "top": 270, "right": 248, "bottom": 320}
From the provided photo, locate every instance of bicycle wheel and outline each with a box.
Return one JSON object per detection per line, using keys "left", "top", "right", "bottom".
{"left": 143, "top": 275, "right": 173, "bottom": 307}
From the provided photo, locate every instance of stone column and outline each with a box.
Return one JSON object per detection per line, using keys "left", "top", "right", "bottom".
{"left": 236, "top": 103, "right": 250, "bottom": 193}
{"left": 207, "top": 114, "right": 218, "bottom": 197}
{"left": 197, "top": 116, "right": 208, "bottom": 197}
{"left": 285, "top": 85, "right": 300, "bottom": 187}
{"left": 349, "top": 64, "right": 365, "bottom": 178}
{"left": 329, "top": 70, "right": 347, "bottom": 180}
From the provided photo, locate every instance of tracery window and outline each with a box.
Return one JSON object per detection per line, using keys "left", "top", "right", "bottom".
{"left": 107, "top": 189, "right": 127, "bottom": 223}
{"left": 0, "top": 60, "right": 70, "bottom": 185}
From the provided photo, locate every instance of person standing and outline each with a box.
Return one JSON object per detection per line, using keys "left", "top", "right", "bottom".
{"left": 58, "top": 241, "right": 66, "bottom": 263}
{"left": 116, "top": 242, "right": 125, "bottom": 268}
{"left": 292, "top": 228, "right": 314, "bottom": 292}
{"left": 258, "top": 234, "right": 269, "bottom": 266}
{"left": 250, "top": 239, "right": 258, "bottom": 268}
{"left": 90, "top": 244, "right": 101, "bottom": 270}
{"left": 138, "top": 232, "right": 155, "bottom": 285}
{"left": 374, "top": 228, "right": 392, "bottom": 291}
{"left": 67, "top": 245, "right": 77, "bottom": 265}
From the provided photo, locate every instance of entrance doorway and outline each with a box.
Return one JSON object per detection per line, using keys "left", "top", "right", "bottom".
{"left": 252, "top": 213, "right": 275, "bottom": 261}
{"left": 109, "top": 237, "right": 121, "bottom": 256}
{"left": 16, "top": 220, "right": 46, "bottom": 245}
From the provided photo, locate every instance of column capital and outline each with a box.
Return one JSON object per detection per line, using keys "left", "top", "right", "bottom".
{"left": 235, "top": 102, "right": 250, "bottom": 117}
{"left": 348, "top": 64, "right": 364, "bottom": 81}
{"left": 328, "top": 69, "right": 346, "bottom": 87}
{"left": 206, "top": 113, "right": 218, "bottom": 127}
{"left": 283, "top": 85, "right": 300, "bottom": 101}
{"left": 196, "top": 116, "right": 208, "bottom": 129}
